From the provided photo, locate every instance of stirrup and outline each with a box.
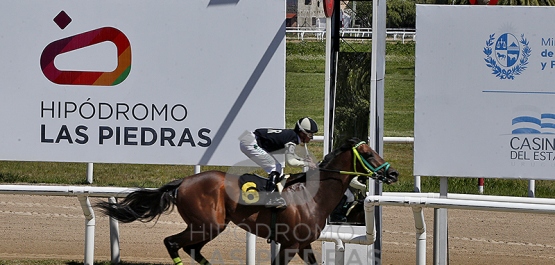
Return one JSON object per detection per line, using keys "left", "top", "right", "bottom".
{"left": 265, "top": 194, "right": 287, "bottom": 209}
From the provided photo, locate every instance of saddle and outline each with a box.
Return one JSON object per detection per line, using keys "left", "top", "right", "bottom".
{"left": 238, "top": 173, "right": 291, "bottom": 205}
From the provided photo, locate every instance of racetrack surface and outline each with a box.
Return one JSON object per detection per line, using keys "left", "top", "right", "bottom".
{"left": 1, "top": 194, "right": 555, "bottom": 264}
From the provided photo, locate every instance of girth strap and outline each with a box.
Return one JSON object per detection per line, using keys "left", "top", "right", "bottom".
{"left": 267, "top": 210, "right": 277, "bottom": 243}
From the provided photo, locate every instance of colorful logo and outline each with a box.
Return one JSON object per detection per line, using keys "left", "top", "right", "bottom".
{"left": 483, "top": 33, "right": 531, "bottom": 80}
{"left": 41, "top": 11, "right": 131, "bottom": 86}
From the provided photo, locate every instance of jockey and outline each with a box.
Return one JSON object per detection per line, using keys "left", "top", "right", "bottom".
{"left": 239, "top": 117, "right": 318, "bottom": 209}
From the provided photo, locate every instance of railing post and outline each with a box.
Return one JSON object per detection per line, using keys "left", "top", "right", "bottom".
{"left": 78, "top": 196, "right": 95, "bottom": 265}
{"left": 109, "top": 197, "right": 121, "bottom": 264}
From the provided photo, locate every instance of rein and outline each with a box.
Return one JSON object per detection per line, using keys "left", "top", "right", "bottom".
{"left": 319, "top": 141, "right": 390, "bottom": 179}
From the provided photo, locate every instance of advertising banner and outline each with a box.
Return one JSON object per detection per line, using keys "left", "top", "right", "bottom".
{"left": 415, "top": 5, "right": 555, "bottom": 179}
{"left": 0, "top": 1, "right": 285, "bottom": 166}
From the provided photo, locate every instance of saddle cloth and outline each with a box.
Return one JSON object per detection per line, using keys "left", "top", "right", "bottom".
{"left": 238, "top": 173, "right": 290, "bottom": 205}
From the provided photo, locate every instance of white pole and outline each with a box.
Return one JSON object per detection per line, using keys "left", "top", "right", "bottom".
{"left": 335, "top": 243, "right": 345, "bottom": 265}
{"left": 246, "top": 233, "right": 256, "bottom": 265}
{"left": 370, "top": 0, "right": 386, "bottom": 158}
{"left": 414, "top": 175, "right": 421, "bottom": 193}
{"left": 78, "top": 196, "right": 95, "bottom": 265}
{"left": 434, "top": 177, "right": 449, "bottom": 265}
{"left": 528, "top": 180, "right": 535, "bottom": 197}
{"left": 370, "top": 0, "right": 387, "bottom": 263}
{"left": 87, "top": 163, "right": 94, "bottom": 184}
{"left": 109, "top": 197, "right": 121, "bottom": 264}
{"left": 324, "top": 16, "right": 333, "bottom": 155}
{"left": 412, "top": 206, "right": 426, "bottom": 265}
{"left": 364, "top": 201, "right": 377, "bottom": 243}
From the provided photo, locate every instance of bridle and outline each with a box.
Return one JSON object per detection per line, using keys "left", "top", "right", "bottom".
{"left": 319, "top": 141, "right": 391, "bottom": 179}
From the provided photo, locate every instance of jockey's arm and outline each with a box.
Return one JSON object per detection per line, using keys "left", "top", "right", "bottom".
{"left": 284, "top": 142, "right": 308, "bottom": 167}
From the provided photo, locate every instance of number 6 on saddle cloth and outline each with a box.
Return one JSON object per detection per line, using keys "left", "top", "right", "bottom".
{"left": 239, "top": 173, "right": 288, "bottom": 205}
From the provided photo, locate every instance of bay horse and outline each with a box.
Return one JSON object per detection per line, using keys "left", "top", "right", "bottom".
{"left": 96, "top": 137, "right": 398, "bottom": 265}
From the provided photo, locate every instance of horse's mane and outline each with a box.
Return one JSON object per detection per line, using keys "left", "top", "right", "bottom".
{"left": 318, "top": 137, "right": 361, "bottom": 169}
{"left": 281, "top": 168, "right": 322, "bottom": 189}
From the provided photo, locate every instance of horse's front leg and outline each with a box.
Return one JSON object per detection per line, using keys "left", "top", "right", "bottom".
{"left": 298, "top": 244, "right": 318, "bottom": 265}
{"left": 272, "top": 243, "right": 299, "bottom": 265}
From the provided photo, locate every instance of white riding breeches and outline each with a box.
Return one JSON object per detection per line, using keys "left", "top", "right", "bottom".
{"left": 239, "top": 131, "right": 283, "bottom": 174}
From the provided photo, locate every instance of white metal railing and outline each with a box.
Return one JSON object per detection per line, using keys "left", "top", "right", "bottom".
{"left": 0, "top": 185, "right": 137, "bottom": 265}
{"left": 286, "top": 27, "right": 416, "bottom": 43}
{"left": 286, "top": 27, "right": 326, "bottom": 41}
{"left": 312, "top": 135, "right": 414, "bottom": 144}
{"left": 365, "top": 193, "right": 555, "bottom": 265}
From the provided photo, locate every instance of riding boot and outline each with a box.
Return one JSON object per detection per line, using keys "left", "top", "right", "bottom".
{"left": 265, "top": 171, "right": 287, "bottom": 209}
{"left": 330, "top": 195, "right": 348, "bottom": 223}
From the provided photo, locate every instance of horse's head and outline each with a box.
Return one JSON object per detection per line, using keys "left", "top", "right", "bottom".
{"left": 320, "top": 138, "right": 399, "bottom": 185}
{"left": 350, "top": 138, "right": 399, "bottom": 184}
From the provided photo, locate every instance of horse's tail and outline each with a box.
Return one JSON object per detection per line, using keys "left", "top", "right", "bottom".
{"left": 96, "top": 179, "right": 184, "bottom": 223}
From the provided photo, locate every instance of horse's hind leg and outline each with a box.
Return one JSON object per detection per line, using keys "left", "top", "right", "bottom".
{"left": 164, "top": 223, "right": 227, "bottom": 265}
{"left": 164, "top": 230, "right": 190, "bottom": 265}
{"left": 183, "top": 241, "right": 210, "bottom": 264}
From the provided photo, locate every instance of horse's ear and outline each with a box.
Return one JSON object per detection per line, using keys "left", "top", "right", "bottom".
{"left": 347, "top": 137, "right": 362, "bottom": 146}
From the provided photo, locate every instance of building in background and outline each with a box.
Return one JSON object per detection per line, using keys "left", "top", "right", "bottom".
{"left": 286, "top": 0, "right": 298, "bottom": 27}
{"left": 290, "top": 0, "right": 351, "bottom": 28}
{"left": 296, "top": 0, "right": 325, "bottom": 28}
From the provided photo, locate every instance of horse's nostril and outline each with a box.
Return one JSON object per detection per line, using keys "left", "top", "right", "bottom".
{"left": 389, "top": 171, "right": 399, "bottom": 181}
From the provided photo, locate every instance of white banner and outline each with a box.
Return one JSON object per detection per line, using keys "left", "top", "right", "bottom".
{"left": 0, "top": 0, "right": 285, "bottom": 166}
{"left": 415, "top": 5, "right": 555, "bottom": 179}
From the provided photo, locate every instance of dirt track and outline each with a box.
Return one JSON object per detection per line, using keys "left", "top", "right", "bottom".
{"left": 1, "top": 194, "right": 555, "bottom": 264}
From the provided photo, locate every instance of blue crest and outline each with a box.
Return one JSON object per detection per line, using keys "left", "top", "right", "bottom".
{"left": 483, "top": 33, "right": 531, "bottom": 80}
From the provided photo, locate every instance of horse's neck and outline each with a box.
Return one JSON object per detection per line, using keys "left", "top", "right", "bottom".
{"left": 312, "top": 170, "right": 352, "bottom": 214}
